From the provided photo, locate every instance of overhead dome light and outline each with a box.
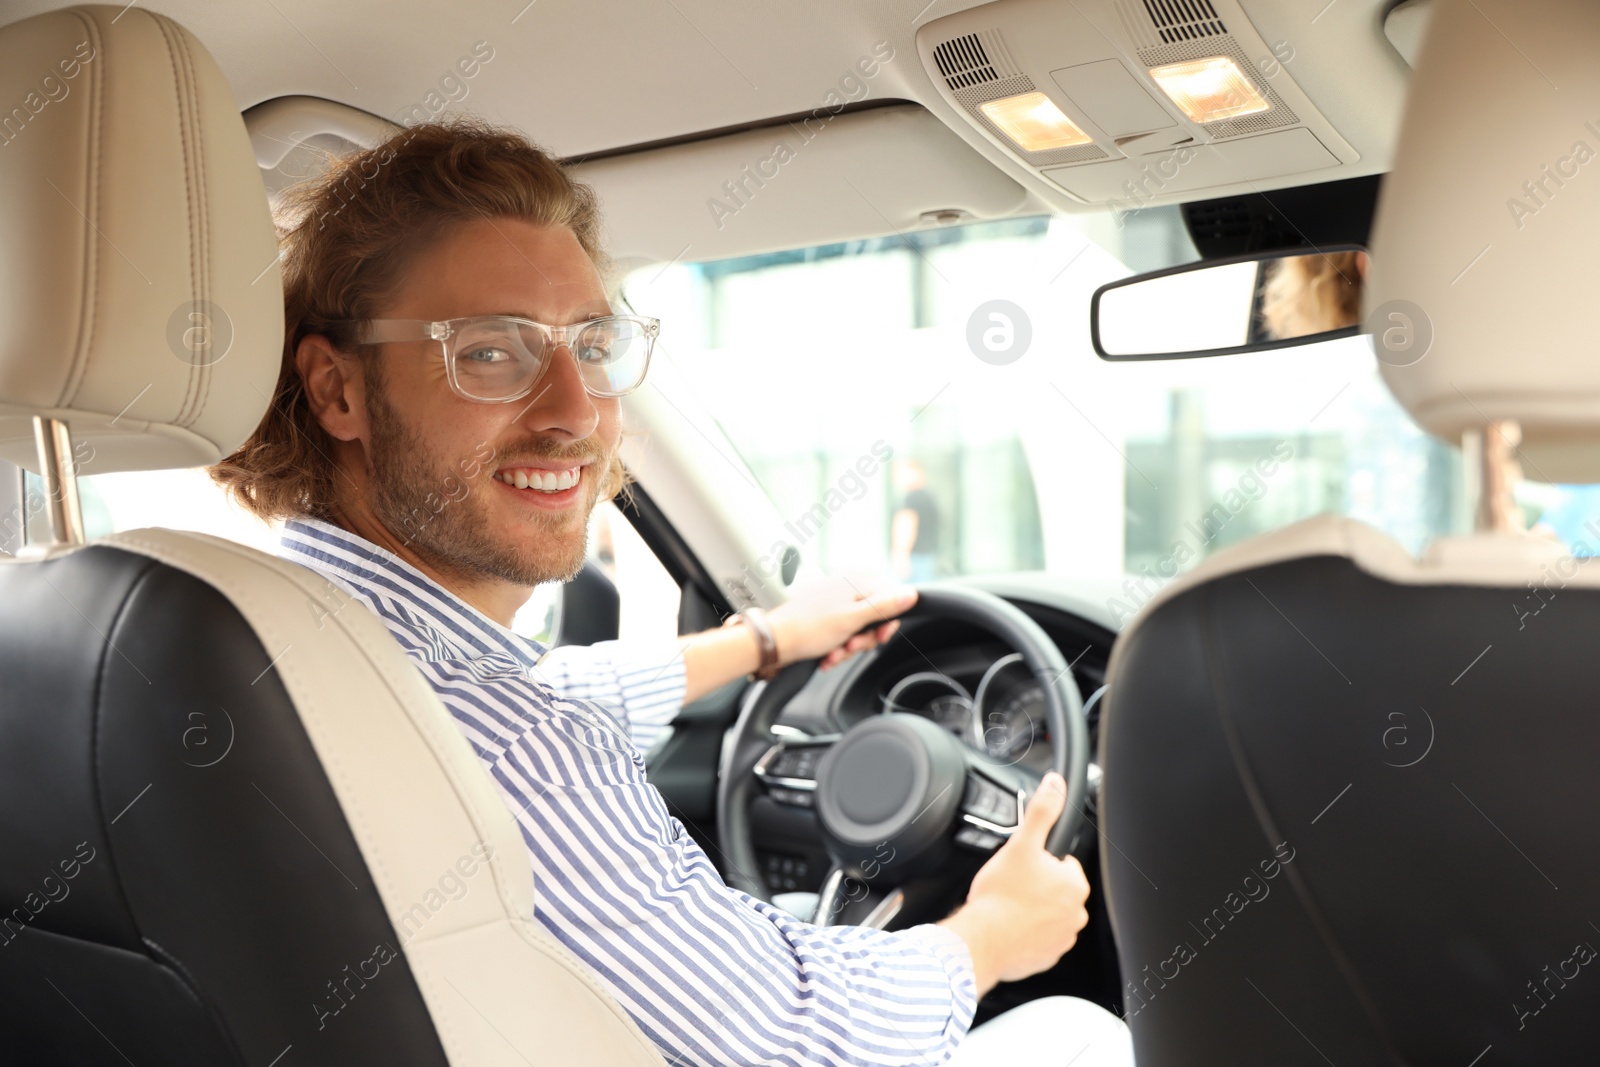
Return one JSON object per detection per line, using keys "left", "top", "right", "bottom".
{"left": 978, "top": 91, "right": 1093, "bottom": 152}
{"left": 1148, "top": 56, "right": 1270, "bottom": 124}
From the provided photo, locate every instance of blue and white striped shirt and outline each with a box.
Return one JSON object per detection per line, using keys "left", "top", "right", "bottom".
{"left": 535, "top": 637, "right": 686, "bottom": 756}
{"left": 278, "top": 517, "right": 979, "bottom": 1066}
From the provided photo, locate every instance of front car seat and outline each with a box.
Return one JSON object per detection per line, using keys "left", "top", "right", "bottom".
{"left": 0, "top": 7, "right": 662, "bottom": 1064}
{"left": 1099, "top": 0, "right": 1600, "bottom": 1063}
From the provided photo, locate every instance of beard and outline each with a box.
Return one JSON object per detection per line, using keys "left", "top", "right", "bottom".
{"left": 365, "top": 377, "right": 608, "bottom": 588}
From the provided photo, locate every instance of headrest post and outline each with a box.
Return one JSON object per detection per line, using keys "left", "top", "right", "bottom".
{"left": 1472, "top": 419, "right": 1525, "bottom": 535}
{"left": 31, "top": 416, "right": 85, "bottom": 548}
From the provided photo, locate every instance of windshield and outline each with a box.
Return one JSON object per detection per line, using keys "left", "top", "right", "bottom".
{"left": 32, "top": 207, "right": 1596, "bottom": 628}
{"left": 623, "top": 209, "right": 1465, "bottom": 621}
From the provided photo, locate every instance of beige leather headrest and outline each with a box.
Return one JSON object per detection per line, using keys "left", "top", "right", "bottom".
{"left": 1368, "top": 0, "right": 1600, "bottom": 482}
{"left": 0, "top": 6, "right": 281, "bottom": 476}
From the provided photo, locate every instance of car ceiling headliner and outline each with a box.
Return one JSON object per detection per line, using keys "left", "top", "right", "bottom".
{"left": 11, "top": 0, "right": 969, "bottom": 158}
{"left": 7, "top": 0, "right": 1408, "bottom": 261}
{"left": 10, "top": 0, "right": 1403, "bottom": 162}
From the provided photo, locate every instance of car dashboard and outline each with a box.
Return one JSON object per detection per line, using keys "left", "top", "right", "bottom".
{"left": 828, "top": 618, "right": 1108, "bottom": 777}
{"left": 774, "top": 590, "right": 1112, "bottom": 766}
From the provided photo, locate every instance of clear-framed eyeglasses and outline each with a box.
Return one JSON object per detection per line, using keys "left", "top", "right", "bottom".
{"left": 352, "top": 314, "right": 659, "bottom": 403}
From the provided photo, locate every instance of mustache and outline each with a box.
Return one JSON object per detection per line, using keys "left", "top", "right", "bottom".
{"left": 488, "top": 439, "right": 607, "bottom": 469}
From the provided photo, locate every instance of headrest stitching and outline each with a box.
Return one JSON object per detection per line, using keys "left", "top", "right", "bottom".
{"left": 180, "top": 27, "right": 213, "bottom": 432}
{"left": 59, "top": 8, "right": 106, "bottom": 410}
{"left": 184, "top": 23, "right": 212, "bottom": 428}
{"left": 167, "top": 17, "right": 210, "bottom": 430}
{"left": 154, "top": 14, "right": 201, "bottom": 431}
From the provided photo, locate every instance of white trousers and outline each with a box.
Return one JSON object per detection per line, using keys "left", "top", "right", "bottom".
{"left": 947, "top": 996, "right": 1134, "bottom": 1066}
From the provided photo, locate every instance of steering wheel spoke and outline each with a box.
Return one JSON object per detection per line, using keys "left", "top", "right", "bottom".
{"left": 813, "top": 864, "right": 908, "bottom": 929}
{"left": 752, "top": 735, "right": 837, "bottom": 809}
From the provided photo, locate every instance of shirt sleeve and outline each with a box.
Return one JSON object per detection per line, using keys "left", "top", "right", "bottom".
{"left": 455, "top": 667, "right": 979, "bottom": 1067}
{"left": 533, "top": 639, "right": 687, "bottom": 755}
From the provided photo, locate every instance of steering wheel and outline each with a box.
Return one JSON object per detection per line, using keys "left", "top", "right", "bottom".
{"left": 716, "top": 586, "right": 1089, "bottom": 927}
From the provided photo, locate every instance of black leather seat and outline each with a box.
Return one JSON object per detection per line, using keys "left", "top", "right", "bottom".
{"left": 0, "top": 545, "right": 450, "bottom": 1065}
{"left": 1104, "top": 520, "right": 1600, "bottom": 1064}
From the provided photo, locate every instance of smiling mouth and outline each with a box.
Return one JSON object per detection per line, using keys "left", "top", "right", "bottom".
{"left": 493, "top": 465, "right": 583, "bottom": 492}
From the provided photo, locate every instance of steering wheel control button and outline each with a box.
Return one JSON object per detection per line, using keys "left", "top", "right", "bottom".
{"left": 955, "top": 825, "right": 1004, "bottom": 851}
{"left": 769, "top": 747, "right": 822, "bottom": 780}
{"left": 754, "top": 742, "right": 831, "bottom": 798}
{"left": 961, "top": 775, "right": 1019, "bottom": 828}
{"left": 769, "top": 786, "right": 814, "bottom": 808}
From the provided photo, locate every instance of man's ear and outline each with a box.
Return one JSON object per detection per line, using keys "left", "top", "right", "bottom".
{"left": 296, "top": 334, "right": 368, "bottom": 443}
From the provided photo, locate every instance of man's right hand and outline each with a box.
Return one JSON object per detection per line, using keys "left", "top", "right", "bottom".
{"left": 937, "top": 772, "right": 1091, "bottom": 996}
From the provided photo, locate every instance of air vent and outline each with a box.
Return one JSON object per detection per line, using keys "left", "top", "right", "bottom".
{"left": 933, "top": 34, "right": 996, "bottom": 89}
{"left": 1142, "top": 0, "right": 1226, "bottom": 43}
{"left": 1182, "top": 199, "right": 1302, "bottom": 256}
{"left": 932, "top": 30, "right": 1020, "bottom": 92}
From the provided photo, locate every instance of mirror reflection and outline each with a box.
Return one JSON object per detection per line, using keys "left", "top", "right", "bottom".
{"left": 1093, "top": 247, "right": 1368, "bottom": 361}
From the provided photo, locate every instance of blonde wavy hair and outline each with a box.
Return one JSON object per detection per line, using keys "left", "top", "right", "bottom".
{"left": 210, "top": 119, "right": 627, "bottom": 522}
{"left": 1258, "top": 250, "right": 1365, "bottom": 340}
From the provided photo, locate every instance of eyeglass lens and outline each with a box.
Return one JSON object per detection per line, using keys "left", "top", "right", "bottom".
{"left": 450, "top": 318, "right": 651, "bottom": 400}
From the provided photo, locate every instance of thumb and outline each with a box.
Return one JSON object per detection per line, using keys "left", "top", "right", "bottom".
{"left": 1015, "top": 772, "right": 1067, "bottom": 849}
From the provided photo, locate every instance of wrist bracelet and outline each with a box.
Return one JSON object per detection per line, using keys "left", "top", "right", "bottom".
{"left": 723, "top": 606, "right": 781, "bottom": 681}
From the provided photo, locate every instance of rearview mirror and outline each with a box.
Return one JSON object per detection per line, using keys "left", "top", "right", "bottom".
{"left": 1091, "top": 246, "right": 1367, "bottom": 361}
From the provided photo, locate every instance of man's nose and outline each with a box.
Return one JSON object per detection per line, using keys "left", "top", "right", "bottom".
{"left": 520, "top": 343, "right": 599, "bottom": 439}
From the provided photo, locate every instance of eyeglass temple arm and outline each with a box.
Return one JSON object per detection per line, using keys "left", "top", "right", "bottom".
{"left": 355, "top": 318, "right": 444, "bottom": 345}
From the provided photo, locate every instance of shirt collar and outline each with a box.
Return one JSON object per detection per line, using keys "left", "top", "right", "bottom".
{"left": 277, "top": 516, "right": 550, "bottom": 662}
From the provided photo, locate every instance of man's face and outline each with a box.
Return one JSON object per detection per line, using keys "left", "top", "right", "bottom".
{"left": 359, "top": 217, "right": 620, "bottom": 589}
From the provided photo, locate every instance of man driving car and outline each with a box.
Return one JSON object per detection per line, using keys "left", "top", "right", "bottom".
{"left": 211, "top": 118, "right": 1132, "bottom": 1067}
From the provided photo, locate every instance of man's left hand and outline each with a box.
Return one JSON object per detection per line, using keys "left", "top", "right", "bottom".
{"left": 766, "top": 582, "right": 918, "bottom": 671}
